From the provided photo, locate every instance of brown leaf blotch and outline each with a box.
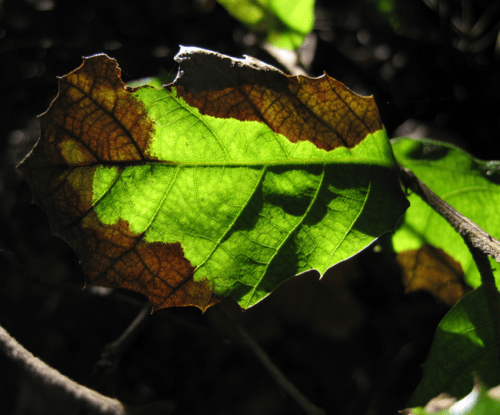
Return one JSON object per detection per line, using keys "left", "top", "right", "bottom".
{"left": 20, "top": 54, "right": 157, "bottom": 218}
{"left": 72, "top": 215, "right": 217, "bottom": 311}
{"left": 396, "top": 244, "right": 472, "bottom": 306}
{"left": 20, "top": 54, "right": 218, "bottom": 311}
{"left": 174, "top": 47, "right": 382, "bottom": 151}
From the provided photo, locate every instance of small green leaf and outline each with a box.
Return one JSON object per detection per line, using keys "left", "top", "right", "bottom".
{"left": 405, "top": 378, "right": 500, "bottom": 414}
{"left": 391, "top": 137, "right": 500, "bottom": 291}
{"left": 216, "top": 0, "right": 315, "bottom": 50}
{"left": 365, "top": 0, "right": 401, "bottom": 30}
{"left": 408, "top": 287, "right": 500, "bottom": 407}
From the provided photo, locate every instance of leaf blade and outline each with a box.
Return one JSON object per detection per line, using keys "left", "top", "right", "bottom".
{"left": 408, "top": 287, "right": 500, "bottom": 407}
{"left": 20, "top": 50, "right": 408, "bottom": 310}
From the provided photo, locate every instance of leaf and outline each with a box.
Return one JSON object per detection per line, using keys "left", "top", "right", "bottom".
{"left": 19, "top": 47, "right": 408, "bottom": 311}
{"left": 216, "top": 0, "right": 315, "bottom": 50}
{"left": 365, "top": 0, "right": 401, "bottom": 30}
{"left": 404, "top": 378, "right": 500, "bottom": 415}
{"left": 407, "top": 287, "right": 500, "bottom": 407}
{"left": 395, "top": 244, "right": 472, "bottom": 306}
{"left": 391, "top": 138, "right": 500, "bottom": 292}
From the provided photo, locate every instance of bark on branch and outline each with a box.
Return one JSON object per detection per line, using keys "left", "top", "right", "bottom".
{"left": 0, "top": 323, "right": 127, "bottom": 415}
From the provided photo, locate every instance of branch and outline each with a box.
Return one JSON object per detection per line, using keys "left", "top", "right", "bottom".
{"left": 466, "top": 243, "right": 500, "bottom": 348}
{"left": 399, "top": 166, "right": 500, "bottom": 263}
{"left": 0, "top": 323, "right": 126, "bottom": 415}
{"left": 399, "top": 166, "right": 500, "bottom": 346}
{"left": 219, "top": 304, "right": 326, "bottom": 415}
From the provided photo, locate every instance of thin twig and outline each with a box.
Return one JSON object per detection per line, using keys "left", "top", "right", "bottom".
{"left": 219, "top": 303, "right": 326, "bottom": 415}
{"left": 94, "top": 303, "right": 152, "bottom": 396}
{"left": 0, "top": 323, "right": 126, "bottom": 415}
{"left": 399, "top": 166, "right": 500, "bottom": 348}
{"left": 104, "top": 303, "right": 151, "bottom": 360}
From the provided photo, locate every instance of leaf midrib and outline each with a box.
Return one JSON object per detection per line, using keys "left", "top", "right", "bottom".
{"left": 60, "top": 157, "right": 391, "bottom": 169}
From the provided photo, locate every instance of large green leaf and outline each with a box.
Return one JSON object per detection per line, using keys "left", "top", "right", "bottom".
{"left": 391, "top": 137, "right": 500, "bottom": 290}
{"left": 19, "top": 48, "right": 407, "bottom": 311}
{"left": 408, "top": 287, "right": 500, "bottom": 407}
{"left": 216, "top": 0, "right": 315, "bottom": 50}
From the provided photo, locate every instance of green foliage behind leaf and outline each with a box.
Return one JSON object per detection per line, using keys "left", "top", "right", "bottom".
{"left": 408, "top": 287, "right": 500, "bottom": 407}
{"left": 391, "top": 138, "right": 500, "bottom": 290}
{"left": 365, "top": 0, "right": 401, "bottom": 29}
{"left": 216, "top": 0, "right": 315, "bottom": 49}
{"left": 406, "top": 381, "right": 500, "bottom": 414}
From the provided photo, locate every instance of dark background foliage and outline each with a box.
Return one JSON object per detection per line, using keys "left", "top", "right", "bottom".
{"left": 1, "top": 0, "right": 499, "bottom": 414}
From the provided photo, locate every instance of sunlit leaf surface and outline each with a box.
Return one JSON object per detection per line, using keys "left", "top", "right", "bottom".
{"left": 20, "top": 48, "right": 407, "bottom": 310}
